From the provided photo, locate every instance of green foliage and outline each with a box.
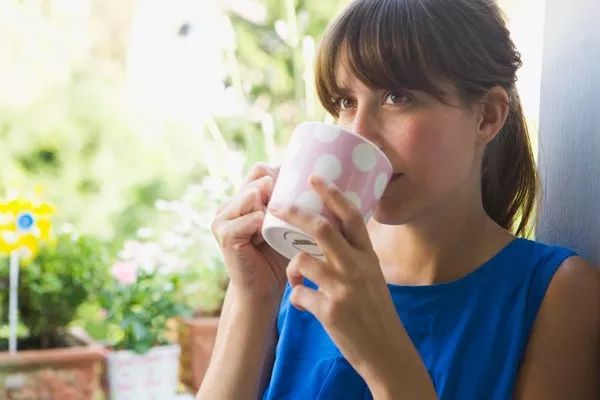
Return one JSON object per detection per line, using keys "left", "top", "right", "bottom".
{"left": 0, "top": 0, "right": 350, "bottom": 249}
{"left": 0, "top": 233, "right": 111, "bottom": 349}
{"left": 110, "top": 174, "right": 238, "bottom": 316}
{"left": 0, "top": 0, "right": 351, "bottom": 354}
{"left": 0, "top": 66, "right": 203, "bottom": 245}
{"left": 98, "top": 269, "right": 189, "bottom": 354}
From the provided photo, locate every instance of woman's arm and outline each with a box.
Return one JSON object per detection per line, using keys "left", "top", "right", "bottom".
{"left": 196, "top": 285, "right": 282, "bottom": 399}
{"left": 514, "top": 256, "right": 600, "bottom": 399}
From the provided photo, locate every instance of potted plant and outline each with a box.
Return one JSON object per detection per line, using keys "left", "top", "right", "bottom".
{"left": 0, "top": 232, "right": 110, "bottom": 399}
{"left": 98, "top": 250, "right": 190, "bottom": 400}
{"left": 144, "top": 174, "right": 236, "bottom": 392}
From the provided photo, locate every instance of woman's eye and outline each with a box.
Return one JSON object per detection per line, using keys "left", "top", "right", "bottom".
{"left": 337, "top": 97, "right": 356, "bottom": 110}
{"left": 384, "top": 91, "right": 412, "bottom": 105}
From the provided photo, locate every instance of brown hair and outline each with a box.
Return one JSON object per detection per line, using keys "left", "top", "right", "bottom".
{"left": 315, "top": 0, "right": 538, "bottom": 237}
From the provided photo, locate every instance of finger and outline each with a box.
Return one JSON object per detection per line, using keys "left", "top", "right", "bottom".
{"left": 222, "top": 186, "right": 262, "bottom": 220}
{"left": 289, "top": 283, "right": 323, "bottom": 313}
{"left": 269, "top": 203, "right": 352, "bottom": 268}
{"left": 218, "top": 190, "right": 267, "bottom": 248}
{"left": 212, "top": 208, "right": 265, "bottom": 249}
{"left": 242, "top": 162, "right": 280, "bottom": 187}
{"left": 287, "top": 251, "right": 337, "bottom": 290}
{"left": 215, "top": 163, "right": 278, "bottom": 215}
{"left": 286, "top": 261, "right": 304, "bottom": 288}
{"left": 309, "top": 174, "right": 372, "bottom": 251}
{"left": 242, "top": 170, "right": 276, "bottom": 206}
{"left": 218, "top": 178, "right": 272, "bottom": 220}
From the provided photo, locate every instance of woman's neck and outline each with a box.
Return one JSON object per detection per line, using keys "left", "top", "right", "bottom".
{"left": 367, "top": 200, "right": 515, "bottom": 286}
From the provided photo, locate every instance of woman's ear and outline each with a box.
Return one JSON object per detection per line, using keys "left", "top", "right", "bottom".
{"left": 476, "top": 86, "right": 510, "bottom": 145}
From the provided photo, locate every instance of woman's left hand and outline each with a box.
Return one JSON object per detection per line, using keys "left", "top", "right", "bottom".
{"left": 268, "top": 174, "right": 409, "bottom": 386}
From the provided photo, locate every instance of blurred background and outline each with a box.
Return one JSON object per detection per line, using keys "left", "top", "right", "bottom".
{"left": 0, "top": 0, "right": 545, "bottom": 398}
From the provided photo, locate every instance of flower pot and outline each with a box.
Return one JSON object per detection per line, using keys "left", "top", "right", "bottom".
{"left": 0, "top": 329, "right": 106, "bottom": 399}
{"left": 104, "top": 343, "right": 181, "bottom": 400}
{"left": 177, "top": 316, "right": 220, "bottom": 391}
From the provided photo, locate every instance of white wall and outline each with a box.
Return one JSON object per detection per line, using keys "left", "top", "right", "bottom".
{"left": 536, "top": 0, "right": 600, "bottom": 264}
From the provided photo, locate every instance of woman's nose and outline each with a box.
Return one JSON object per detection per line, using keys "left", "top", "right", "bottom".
{"left": 350, "top": 108, "right": 384, "bottom": 148}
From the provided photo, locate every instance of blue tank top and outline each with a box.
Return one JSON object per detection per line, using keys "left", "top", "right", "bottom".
{"left": 260, "top": 237, "right": 578, "bottom": 400}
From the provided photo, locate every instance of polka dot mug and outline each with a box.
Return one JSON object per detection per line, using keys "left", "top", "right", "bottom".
{"left": 261, "top": 122, "right": 393, "bottom": 261}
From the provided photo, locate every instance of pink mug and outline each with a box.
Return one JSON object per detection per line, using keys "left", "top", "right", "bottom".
{"left": 262, "top": 122, "right": 393, "bottom": 261}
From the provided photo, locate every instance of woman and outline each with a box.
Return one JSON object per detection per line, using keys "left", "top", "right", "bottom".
{"left": 200, "top": 0, "right": 600, "bottom": 398}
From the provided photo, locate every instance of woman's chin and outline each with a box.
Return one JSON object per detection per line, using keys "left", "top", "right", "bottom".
{"left": 370, "top": 203, "right": 409, "bottom": 226}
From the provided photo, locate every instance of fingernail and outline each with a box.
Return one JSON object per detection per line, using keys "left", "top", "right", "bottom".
{"left": 310, "top": 174, "right": 323, "bottom": 185}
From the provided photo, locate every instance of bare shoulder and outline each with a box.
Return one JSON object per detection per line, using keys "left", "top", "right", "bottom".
{"left": 514, "top": 255, "right": 600, "bottom": 399}
{"left": 545, "top": 255, "right": 600, "bottom": 309}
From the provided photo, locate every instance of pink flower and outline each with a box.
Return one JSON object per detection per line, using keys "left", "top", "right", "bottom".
{"left": 98, "top": 308, "right": 108, "bottom": 319}
{"left": 110, "top": 260, "right": 138, "bottom": 285}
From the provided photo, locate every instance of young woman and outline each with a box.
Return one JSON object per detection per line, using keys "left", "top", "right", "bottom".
{"left": 200, "top": 0, "right": 600, "bottom": 399}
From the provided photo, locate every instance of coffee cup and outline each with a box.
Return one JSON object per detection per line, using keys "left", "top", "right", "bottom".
{"left": 261, "top": 121, "right": 393, "bottom": 261}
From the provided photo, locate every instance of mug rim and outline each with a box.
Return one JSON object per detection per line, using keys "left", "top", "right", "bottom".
{"left": 296, "top": 121, "right": 394, "bottom": 174}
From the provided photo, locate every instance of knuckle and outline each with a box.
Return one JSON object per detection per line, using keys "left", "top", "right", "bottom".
{"left": 251, "top": 161, "right": 268, "bottom": 173}
{"left": 335, "top": 285, "right": 352, "bottom": 302}
{"left": 286, "top": 262, "right": 298, "bottom": 281}
{"left": 256, "top": 163, "right": 275, "bottom": 178}
{"left": 326, "top": 186, "right": 339, "bottom": 197}
{"left": 347, "top": 209, "right": 363, "bottom": 224}
{"left": 212, "top": 224, "right": 226, "bottom": 245}
{"left": 220, "top": 231, "right": 233, "bottom": 248}
{"left": 314, "top": 218, "right": 333, "bottom": 236}
{"left": 258, "top": 174, "right": 274, "bottom": 187}
{"left": 290, "top": 287, "right": 301, "bottom": 304}
{"left": 246, "top": 187, "right": 259, "bottom": 199}
{"left": 231, "top": 242, "right": 245, "bottom": 252}
{"left": 322, "top": 301, "right": 339, "bottom": 324}
{"left": 291, "top": 251, "right": 305, "bottom": 265}
{"left": 286, "top": 259, "right": 299, "bottom": 279}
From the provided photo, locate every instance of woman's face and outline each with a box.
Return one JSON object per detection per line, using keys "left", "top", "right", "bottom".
{"left": 333, "top": 63, "right": 486, "bottom": 225}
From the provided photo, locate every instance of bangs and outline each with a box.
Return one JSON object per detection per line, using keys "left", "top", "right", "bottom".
{"left": 316, "top": 0, "right": 451, "bottom": 116}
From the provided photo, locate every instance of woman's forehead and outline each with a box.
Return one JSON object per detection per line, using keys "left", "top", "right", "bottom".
{"left": 333, "top": 58, "right": 456, "bottom": 98}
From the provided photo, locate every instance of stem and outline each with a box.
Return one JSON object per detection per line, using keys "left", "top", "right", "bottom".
{"left": 8, "top": 251, "right": 20, "bottom": 353}
{"left": 285, "top": 0, "right": 304, "bottom": 103}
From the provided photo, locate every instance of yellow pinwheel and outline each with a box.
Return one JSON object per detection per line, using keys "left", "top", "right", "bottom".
{"left": 0, "top": 197, "right": 54, "bottom": 260}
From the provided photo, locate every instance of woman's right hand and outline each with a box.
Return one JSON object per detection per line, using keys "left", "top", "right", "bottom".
{"left": 211, "top": 162, "right": 290, "bottom": 303}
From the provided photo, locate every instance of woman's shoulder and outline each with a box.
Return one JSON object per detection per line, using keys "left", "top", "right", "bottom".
{"left": 507, "top": 237, "right": 580, "bottom": 277}
{"left": 543, "top": 253, "right": 599, "bottom": 319}
{"left": 516, "top": 238, "right": 598, "bottom": 291}
{"left": 513, "top": 236, "right": 577, "bottom": 258}
{"left": 514, "top": 252, "right": 600, "bottom": 397}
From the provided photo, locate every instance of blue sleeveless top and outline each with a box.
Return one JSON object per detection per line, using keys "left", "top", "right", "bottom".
{"left": 260, "top": 237, "right": 578, "bottom": 400}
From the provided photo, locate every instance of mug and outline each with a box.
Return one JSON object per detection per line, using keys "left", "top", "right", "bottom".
{"left": 261, "top": 121, "right": 393, "bottom": 261}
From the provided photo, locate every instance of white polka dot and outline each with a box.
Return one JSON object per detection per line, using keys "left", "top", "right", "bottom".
{"left": 277, "top": 168, "right": 301, "bottom": 195}
{"left": 373, "top": 172, "right": 389, "bottom": 199}
{"left": 313, "top": 154, "right": 342, "bottom": 182}
{"left": 295, "top": 190, "right": 323, "bottom": 213}
{"left": 314, "top": 126, "right": 340, "bottom": 142}
{"left": 352, "top": 143, "right": 377, "bottom": 172}
{"left": 363, "top": 209, "right": 374, "bottom": 222}
{"left": 343, "top": 191, "right": 361, "bottom": 210}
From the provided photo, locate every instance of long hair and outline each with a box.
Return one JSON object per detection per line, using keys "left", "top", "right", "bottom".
{"left": 315, "top": 0, "right": 538, "bottom": 236}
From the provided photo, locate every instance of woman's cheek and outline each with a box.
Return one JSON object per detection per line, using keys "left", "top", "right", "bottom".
{"left": 404, "top": 121, "right": 468, "bottom": 190}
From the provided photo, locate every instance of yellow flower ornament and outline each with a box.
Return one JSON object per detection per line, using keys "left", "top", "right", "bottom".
{"left": 0, "top": 197, "right": 54, "bottom": 260}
